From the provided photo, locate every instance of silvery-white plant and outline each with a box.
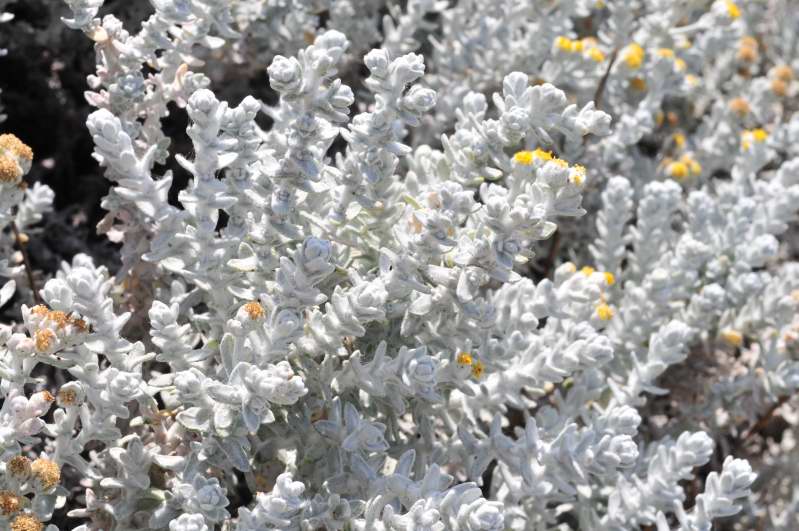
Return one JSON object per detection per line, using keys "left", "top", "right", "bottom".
{"left": 2, "top": 0, "right": 799, "bottom": 529}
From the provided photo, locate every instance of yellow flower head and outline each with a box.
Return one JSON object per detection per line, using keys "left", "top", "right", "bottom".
{"left": 588, "top": 47, "right": 605, "bottom": 62}
{"left": 622, "top": 43, "right": 645, "bottom": 69}
{"left": 581, "top": 266, "right": 595, "bottom": 276}
{"left": 672, "top": 133, "right": 686, "bottom": 149}
{"left": 681, "top": 155, "right": 702, "bottom": 176}
{"left": 513, "top": 151, "right": 533, "bottom": 165}
{"left": 726, "top": 1, "right": 741, "bottom": 19}
{"left": 657, "top": 48, "right": 675, "bottom": 59}
{"left": 666, "top": 161, "right": 689, "bottom": 180}
{"left": 742, "top": 128, "right": 768, "bottom": 150}
{"left": 720, "top": 329, "right": 744, "bottom": 347}
{"left": 596, "top": 303, "right": 614, "bottom": 321}
{"left": 555, "top": 36, "right": 573, "bottom": 52}
{"left": 456, "top": 351, "right": 473, "bottom": 367}
{"left": 604, "top": 272, "right": 616, "bottom": 286}
{"left": 514, "top": 148, "right": 554, "bottom": 166}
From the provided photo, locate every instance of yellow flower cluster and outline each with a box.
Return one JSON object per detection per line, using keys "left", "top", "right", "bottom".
{"left": 578, "top": 266, "right": 616, "bottom": 321}
{"left": 513, "top": 150, "right": 587, "bottom": 185}
{"left": 741, "top": 128, "right": 768, "bottom": 151}
{"left": 554, "top": 36, "right": 605, "bottom": 62}
{"left": 456, "top": 352, "right": 485, "bottom": 379}
{"left": 663, "top": 154, "right": 702, "bottom": 181}
{"left": 621, "top": 43, "right": 645, "bottom": 69}
{"left": 656, "top": 48, "right": 687, "bottom": 71}
{"left": 726, "top": 1, "right": 741, "bottom": 19}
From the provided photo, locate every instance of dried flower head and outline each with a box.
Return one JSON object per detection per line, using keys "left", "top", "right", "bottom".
{"left": 737, "top": 36, "right": 758, "bottom": 63}
{"left": 729, "top": 97, "right": 750, "bottom": 116}
{"left": 10, "top": 514, "right": 43, "bottom": 531}
{"left": 772, "top": 64, "right": 793, "bottom": 82}
{"left": 596, "top": 303, "right": 614, "bottom": 321}
{"left": 0, "top": 155, "right": 21, "bottom": 183}
{"left": 30, "top": 458, "right": 60, "bottom": 490}
{"left": 243, "top": 301, "right": 265, "bottom": 320}
{"left": 0, "top": 490, "right": 22, "bottom": 517}
{"left": 6, "top": 456, "right": 31, "bottom": 481}
{"left": 34, "top": 329, "right": 55, "bottom": 353}
{"left": 0, "top": 134, "right": 33, "bottom": 161}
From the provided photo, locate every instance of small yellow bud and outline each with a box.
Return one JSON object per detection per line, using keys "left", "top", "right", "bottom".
{"left": 555, "top": 36, "right": 573, "bottom": 52}
{"left": 513, "top": 151, "right": 534, "bottom": 165}
{"left": 588, "top": 47, "right": 605, "bottom": 62}
{"left": 666, "top": 161, "right": 689, "bottom": 180}
{"left": 657, "top": 48, "right": 675, "bottom": 58}
{"left": 672, "top": 133, "right": 686, "bottom": 149}
{"left": 720, "top": 329, "right": 744, "bottom": 347}
{"left": 596, "top": 303, "right": 614, "bottom": 321}
{"left": 603, "top": 272, "right": 616, "bottom": 286}
{"left": 570, "top": 165, "right": 586, "bottom": 185}
{"left": 622, "top": 43, "right": 645, "bottom": 69}
{"left": 726, "top": 1, "right": 741, "bottom": 19}
{"left": 752, "top": 128, "right": 768, "bottom": 142}
{"left": 456, "top": 352, "right": 473, "bottom": 367}
{"left": 581, "top": 266, "right": 595, "bottom": 276}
